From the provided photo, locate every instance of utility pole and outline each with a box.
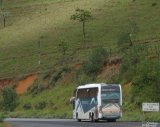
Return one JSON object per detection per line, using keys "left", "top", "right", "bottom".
{"left": 38, "top": 40, "right": 41, "bottom": 65}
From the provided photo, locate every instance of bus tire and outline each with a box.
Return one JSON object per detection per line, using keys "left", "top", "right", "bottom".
{"left": 78, "top": 119, "right": 81, "bottom": 122}
{"left": 89, "top": 113, "right": 95, "bottom": 122}
{"left": 76, "top": 113, "right": 81, "bottom": 122}
{"left": 95, "top": 119, "right": 99, "bottom": 122}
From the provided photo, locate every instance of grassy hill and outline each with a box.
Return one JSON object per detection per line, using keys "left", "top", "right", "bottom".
{"left": 0, "top": 0, "right": 160, "bottom": 121}
{"left": 1, "top": 0, "right": 160, "bottom": 78}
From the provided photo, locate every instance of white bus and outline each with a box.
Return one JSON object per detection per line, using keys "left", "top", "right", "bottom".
{"left": 70, "top": 83, "right": 122, "bottom": 122}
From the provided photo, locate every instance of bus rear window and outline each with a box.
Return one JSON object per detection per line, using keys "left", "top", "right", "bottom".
{"left": 101, "top": 86, "right": 120, "bottom": 100}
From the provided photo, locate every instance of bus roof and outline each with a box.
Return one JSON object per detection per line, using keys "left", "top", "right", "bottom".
{"left": 77, "top": 83, "right": 120, "bottom": 89}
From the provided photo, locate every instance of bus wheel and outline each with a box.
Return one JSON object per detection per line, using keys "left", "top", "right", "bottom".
{"left": 95, "top": 119, "right": 99, "bottom": 122}
{"left": 89, "top": 113, "right": 94, "bottom": 122}
{"left": 76, "top": 113, "right": 81, "bottom": 122}
{"left": 77, "top": 119, "right": 81, "bottom": 122}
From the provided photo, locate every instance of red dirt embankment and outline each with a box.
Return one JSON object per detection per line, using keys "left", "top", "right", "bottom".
{"left": 0, "top": 74, "right": 37, "bottom": 94}
{"left": 16, "top": 74, "right": 37, "bottom": 94}
{"left": 98, "top": 57, "right": 121, "bottom": 80}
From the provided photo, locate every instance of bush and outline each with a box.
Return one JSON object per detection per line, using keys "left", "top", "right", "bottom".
{"left": 83, "top": 47, "right": 108, "bottom": 76}
{"left": 120, "top": 46, "right": 145, "bottom": 82}
{"left": 120, "top": 45, "right": 160, "bottom": 108}
{"left": 35, "top": 101, "right": 46, "bottom": 110}
{"left": 23, "top": 103, "right": 32, "bottom": 110}
{"left": 2, "top": 86, "right": 18, "bottom": 111}
{"left": 131, "top": 60, "right": 160, "bottom": 107}
{"left": 152, "top": 3, "right": 157, "bottom": 6}
{"left": 0, "top": 113, "right": 5, "bottom": 122}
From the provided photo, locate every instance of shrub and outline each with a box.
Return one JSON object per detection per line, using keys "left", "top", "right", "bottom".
{"left": 83, "top": 47, "right": 108, "bottom": 76}
{"left": 2, "top": 86, "right": 18, "bottom": 111}
{"left": 120, "top": 46, "right": 144, "bottom": 82}
{"left": 152, "top": 3, "right": 157, "bottom": 6}
{"left": 58, "top": 41, "right": 70, "bottom": 64}
{"left": 23, "top": 103, "right": 32, "bottom": 110}
{"left": 58, "top": 41, "right": 69, "bottom": 56}
{"left": 0, "top": 113, "right": 5, "bottom": 122}
{"left": 131, "top": 60, "right": 160, "bottom": 107}
{"left": 35, "top": 101, "right": 46, "bottom": 110}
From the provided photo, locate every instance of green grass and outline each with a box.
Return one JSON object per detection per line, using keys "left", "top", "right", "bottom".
{"left": 8, "top": 83, "right": 76, "bottom": 118}
{"left": 0, "top": 0, "right": 160, "bottom": 121}
{"left": 119, "top": 111, "right": 160, "bottom": 122}
{"left": 0, "top": 113, "right": 5, "bottom": 122}
{"left": 1, "top": 0, "right": 160, "bottom": 78}
{"left": 0, "top": 0, "right": 110, "bottom": 77}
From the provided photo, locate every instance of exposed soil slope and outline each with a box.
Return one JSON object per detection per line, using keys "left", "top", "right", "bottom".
{"left": 16, "top": 74, "right": 37, "bottom": 94}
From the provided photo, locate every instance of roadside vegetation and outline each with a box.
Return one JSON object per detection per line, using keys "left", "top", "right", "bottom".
{"left": 0, "top": 113, "right": 5, "bottom": 127}
{"left": 0, "top": 113, "right": 5, "bottom": 122}
{"left": 0, "top": 0, "right": 160, "bottom": 121}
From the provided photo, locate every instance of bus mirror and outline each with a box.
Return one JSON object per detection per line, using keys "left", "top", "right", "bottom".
{"left": 70, "top": 97, "right": 75, "bottom": 104}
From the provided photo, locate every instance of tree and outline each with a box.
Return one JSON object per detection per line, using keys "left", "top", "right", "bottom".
{"left": 71, "top": 8, "right": 92, "bottom": 39}
{"left": 58, "top": 41, "right": 69, "bottom": 64}
{"left": 83, "top": 47, "right": 108, "bottom": 76}
{"left": 58, "top": 41, "right": 69, "bottom": 56}
{"left": 2, "top": 86, "right": 18, "bottom": 111}
{"left": 131, "top": 60, "right": 160, "bottom": 106}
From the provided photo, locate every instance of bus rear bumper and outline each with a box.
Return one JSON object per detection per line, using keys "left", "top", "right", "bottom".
{"left": 99, "top": 114, "right": 121, "bottom": 120}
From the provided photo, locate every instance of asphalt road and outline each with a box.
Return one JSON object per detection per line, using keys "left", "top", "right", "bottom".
{"left": 5, "top": 118, "right": 143, "bottom": 127}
